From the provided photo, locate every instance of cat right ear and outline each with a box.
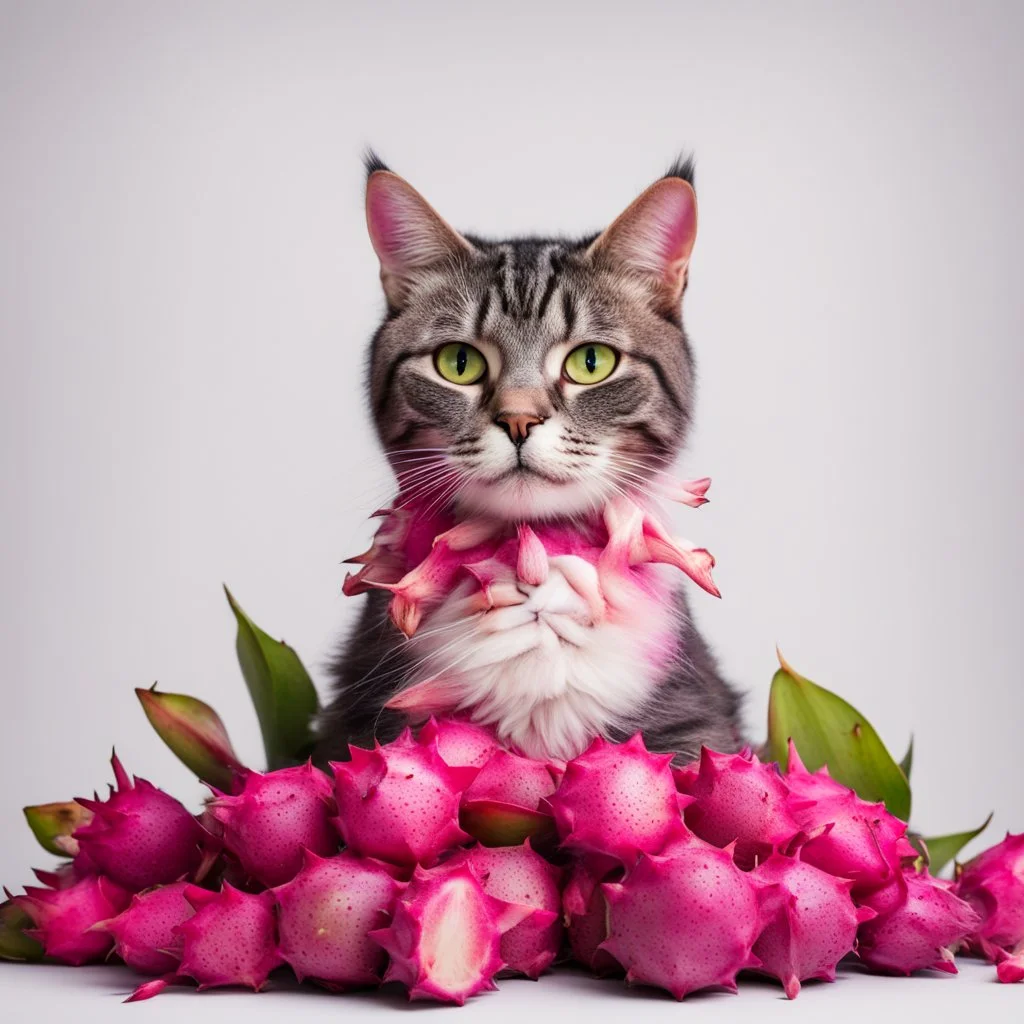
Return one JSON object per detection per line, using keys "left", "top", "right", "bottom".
{"left": 365, "top": 167, "right": 474, "bottom": 308}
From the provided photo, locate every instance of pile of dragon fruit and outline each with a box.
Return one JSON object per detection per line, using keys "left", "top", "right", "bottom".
{"left": 4, "top": 718, "right": 1022, "bottom": 1004}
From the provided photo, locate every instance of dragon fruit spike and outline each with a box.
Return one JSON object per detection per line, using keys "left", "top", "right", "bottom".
{"left": 547, "top": 733, "right": 689, "bottom": 866}
{"left": 369, "top": 864, "right": 530, "bottom": 1005}
{"left": 13, "top": 875, "right": 130, "bottom": 965}
{"left": 73, "top": 752, "right": 208, "bottom": 892}
{"left": 206, "top": 762, "right": 337, "bottom": 887}
{"left": 661, "top": 476, "right": 711, "bottom": 508}
{"left": 997, "top": 951, "right": 1024, "bottom": 984}
{"left": 601, "top": 833, "right": 766, "bottom": 999}
{"left": 751, "top": 854, "right": 874, "bottom": 999}
{"left": 417, "top": 716, "right": 501, "bottom": 769}
{"left": 955, "top": 831, "right": 1024, "bottom": 971}
{"left": 273, "top": 850, "right": 403, "bottom": 989}
{"left": 94, "top": 881, "right": 193, "bottom": 975}
{"left": 683, "top": 747, "right": 803, "bottom": 870}
{"left": 516, "top": 524, "right": 548, "bottom": 585}
{"left": 857, "top": 869, "right": 981, "bottom": 976}
{"left": 175, "top": 884, "right": 281, "bottom": 991}
{"left": 331, "top": 728, "right": 476, "bottom": 866}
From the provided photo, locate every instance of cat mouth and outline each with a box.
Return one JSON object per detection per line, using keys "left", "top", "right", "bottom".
{"left": 499, "top": 464, "right": 567, "bottom": 485}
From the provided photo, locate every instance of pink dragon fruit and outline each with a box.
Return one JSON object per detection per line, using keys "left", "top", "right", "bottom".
{"left": 681, "top": 747, "right": 802, "bottom": 870}
{"left": 73, "top": 753, "right": 207, "bottom": 891}
{"left": 562, "top": 856, "right": 623, "bottom": 975}
{"left": 784, "top": 742, "right": 915, "bottom": 894}
{"left": 206, "top": 762, "right": 337, "bottom": 887}
{"left": 447, "top": 842, "right": 563, "bottom": 979}
{"left": 750, "top": 854, "right": 874, "bottom": 998}
{"left": 955, "top": 831, "right": 1024, "bottom": 979}
{"left": 417, "top": 716, "right": 501, "bottom": 769}
{"left": 273, "top": 850, "right": 403, "bottom": 989}
{"left": 857, "top": 868, "right": 980, "bottom": 975}
{"left": 600, "top": 832, "right": 766, "bottom": 999}
{"left": 175, "top": 884, "right": 281, "bottom": 991}
{"left": 369, "top": 863, "right": 530, "bottom": 1004}
{"left": 95, "top": 881, "right": 193, "bottom": 974}
{"left": 460, "top": 749, "right": 557, "bottom": 847}
{"left": 10, "top": 875, "right": 130, "bottom": 965}
{"left": 547, "top": 733, "right": 689, "bottom": 866}
{"left": 331, "top": 728, "right": 475, "bottom": 867}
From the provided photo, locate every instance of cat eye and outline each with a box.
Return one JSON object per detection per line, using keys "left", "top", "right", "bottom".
{"left": 434, "top": 343, "right": 487, "bottom": 385}
{"left": 563, "top": 343, "right": 618, "bottom": 385}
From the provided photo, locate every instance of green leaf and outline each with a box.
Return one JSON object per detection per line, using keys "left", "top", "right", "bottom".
{"left": 767, "top": 651, "right": 912, "bottom": 821}
{"left": 136, "top": 685, "right": 245, "bottom": 791}
{"left": 918, "top": 813, "right": 993, "bottom": 875}
{"left": 899, "top": 736, "right": 914, "bottom": 780}
{"left": 460, "top": 800, "right": 556, "bottom": 848}
{"left": 22, "top": 801, "right": 93, "bottom": 857}
{"left": 0, "top": 899, "right": 43, "bottom": 962}
{"left": 225, "top": 586, "right": 320, "bottom": 770}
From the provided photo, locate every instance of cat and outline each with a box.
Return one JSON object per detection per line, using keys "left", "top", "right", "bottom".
{"left": 314, "top": 153, "right": 744, "bottom": 764}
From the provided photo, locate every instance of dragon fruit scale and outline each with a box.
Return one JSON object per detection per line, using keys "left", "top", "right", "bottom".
{"left": 331, "top": 728, "right": 476, "bottom": 867}
{"left": 547, "top": 733, "right": 689, "bottom": 866}
{"left": 175, "top": 884, "right": 281, "bottom": 991}
{"left": 273, "top": 850, "right": 403, "bottom": 989}
{"left": 95, "top": 881, "right": 193, "bottom": 975}
{"left": 750, "top": 854, "right": 874, "bottom": 998}
{"left": 9, "top": 875, "right": 130, "bottom": 965}
{"left": 206, "top": 762, "right": 337, "bottom": 887}
{"left": 369, "top": 863, "right": 531, "bottom": 1005}
{"left": 72, "top": 753, "right": 208, "bottom": 892}
{"left": 600, "top": 832, "right": 767, "bottom": 999}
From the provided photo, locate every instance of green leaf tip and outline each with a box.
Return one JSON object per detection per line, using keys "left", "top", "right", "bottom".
{"left": 0, "top": 899, "right": 44, "bottom": 962}
{"left": 767, "top": 654, "right": 912, "bottom": 822}
{"left": 919, "top": 813, "right": 994, "bottom": 876}
{"left": 225, "top": 586, "right": 320, "bottom": 771}
{"left": 22, "top": 801, "right": 93, "bottom": 857}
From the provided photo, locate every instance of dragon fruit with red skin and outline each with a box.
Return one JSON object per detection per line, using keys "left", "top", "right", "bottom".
{"left": 548, "top": 733, "right": 690, "bottom": 867}
{"left": 369, "top": 863, "right": 531, "bottom": 1005}
{"left": 72, "top": 753, "right": 208, "bottom": 892}
{"left": 272, "top": 850, "right": 403, "bottom": 989}
{"left": 856, "top": 868, "right": 981, "bottom": 976}
{"left": 95, "top": 881, "right": 193, "bottom": 975}
{"left": 954, "top": 831, "right": 1024, "bottom": 980}
{"left": 563, "top": 856, "right": 624, "bottom": 975}
{"left": 460, "top": 749, "right": 558, "bottom": 846}
{"left": 600, "top": 831, "right": 768, "bottom": 999}
{"left": 331, "top": 728, "right": 476, "bottom": 867}
{"left": 445, "top": 842, "right": 563, "bottom": 979}
{"left": 9, "top": 874, "right": 130, "bottom": 965}
{"left": 174, "top": 883, "right": 281, "bottom": 991}
{"left": 206, "top": 762, "right": 337, "bottom": 887}
{"left": 750, "top": 853, "right": 875, "bottom": 998}
{"left": 681, "top": 747, "right": 803, "bottom": 870}
{"left": 417, "top": 715, "right": 501, "bottom": 768}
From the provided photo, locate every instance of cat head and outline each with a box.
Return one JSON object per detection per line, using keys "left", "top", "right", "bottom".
{"left": 364, "top": 154, "right": 699, "bottom": 522}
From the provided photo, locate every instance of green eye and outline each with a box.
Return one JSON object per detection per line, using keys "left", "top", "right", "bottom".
{"left": 563, "top": 343, "right": 618, "bottom": 385}
{"left": 434, "top": 343, "right": 487, "bottom": 385}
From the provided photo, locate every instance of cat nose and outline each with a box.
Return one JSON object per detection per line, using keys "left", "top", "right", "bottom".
{"left": 495, "top": 411, "right": 544, "bottom": 444}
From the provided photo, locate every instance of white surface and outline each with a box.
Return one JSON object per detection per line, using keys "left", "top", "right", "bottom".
{"left": 1, "top": 1, "right": 1023, "bottom": 1006}
{"left": 0, "top": 959, "right": 1017, "bottom": 1022}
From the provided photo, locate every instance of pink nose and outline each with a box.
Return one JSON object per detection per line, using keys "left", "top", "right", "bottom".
{"left": 495, "top": 412, "right": 543, "bottom": 444}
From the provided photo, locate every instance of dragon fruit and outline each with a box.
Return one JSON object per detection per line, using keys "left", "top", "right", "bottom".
{"left": 601, "top": 832, "right": 766, "bottom": 998}
{"left": 9, "top": 875, "right": 130, "bottom": 965}
{"left": 562, "top": 856, "right": 623, "bottom": 975}
{"left": 273, "top": 850, "right": 403, "bottom": 989}
{"left": 447, "top": 842, "right": 563, "bottom": 978}
{"left": 331, "top": 729, "right": 475, "bottom": 866}
{"left": 175, "top": 884, "right": 281, "bottom": 991}
{"left": 206, "top": 762, "right": 337, "bottom": 887}
{"left": 954, "top": 832, "right": 1024, "bottom": 978}
{"left": 369, "top": 863, "right": 530, "bottom": 1005}
{"left": 72, "top": 753, "right": 207, "bottom": 892}
{"left": 681, "top": 747, "right": 802, "bottom": 870}
{"left": 460, "top": 749, "right": 557, "bottom": 847}
{"left": 417, "top": 715, "right": 501, "bottom": 768}
{"left": 547, "top": 733, "right": 689, "bottom": 866}
{"left": 784, "top": 742, "right": 915, "bottom": 894}
{"left": 95, "top": 881, "right": 193, "bottom": 975}
{"left": 857, "top": 868, "right": 980, "bottom": 975}
{"left": 750, "top": 853, "right": 874, "bottom": 998}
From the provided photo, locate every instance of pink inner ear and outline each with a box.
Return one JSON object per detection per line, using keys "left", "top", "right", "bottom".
{"left": 365, "top": 175, "right": 409, "bottom": 272}
{"left": 649, "top": 185, "right": 697, "bottom": 284}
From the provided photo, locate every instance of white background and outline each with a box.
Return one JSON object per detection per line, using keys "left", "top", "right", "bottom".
{"left": 1, "top": 0, "right": 1021, "bottom": 1016}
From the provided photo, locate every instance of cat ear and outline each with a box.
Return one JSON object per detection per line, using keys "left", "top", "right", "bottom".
{"left": 365, "top": 169, "right": 475, "bottom": 308}
{"left": 587, "top": 174, "right": 698, "bottom": 306}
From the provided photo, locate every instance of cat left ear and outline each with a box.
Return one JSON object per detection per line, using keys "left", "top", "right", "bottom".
{"left": 365, "top": 168, "right": 475, "bottom": 308}
{"left": 587, "top": 174, "right": 698, "bottom": 306}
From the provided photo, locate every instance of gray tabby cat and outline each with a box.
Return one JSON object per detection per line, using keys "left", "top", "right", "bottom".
{"left": 315, "top": 154, "right": 743, "bottom": 763}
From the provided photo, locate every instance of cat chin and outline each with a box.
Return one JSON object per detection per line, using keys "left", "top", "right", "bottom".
{"left": 455, "top": 473, "right": 612, "bottom": 523}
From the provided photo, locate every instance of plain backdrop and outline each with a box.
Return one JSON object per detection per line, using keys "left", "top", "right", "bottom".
{"left": 1, "top": 1, "right": 1021, "bottom": 1003}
